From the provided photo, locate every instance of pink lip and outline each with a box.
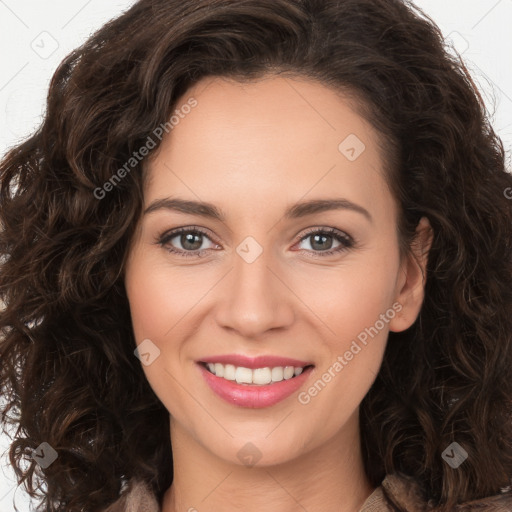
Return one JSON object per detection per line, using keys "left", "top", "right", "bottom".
{"left": 197, "top": 363, "right": 314, "bottom": 409}
{"left": 199, "top": 354, "right": 312, "bottom": 369}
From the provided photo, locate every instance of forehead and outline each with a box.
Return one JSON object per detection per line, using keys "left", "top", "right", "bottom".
{"left": 144, "top": 75, "right": 394, "bottom": 222}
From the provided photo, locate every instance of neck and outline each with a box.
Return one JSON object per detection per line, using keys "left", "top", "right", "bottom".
{"left": 162, "top": 412, "right": 375, "bottom": 512}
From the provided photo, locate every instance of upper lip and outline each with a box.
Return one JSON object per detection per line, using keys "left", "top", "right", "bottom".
{"left": 199, "top": 354, "right": 314, "bottom": 369}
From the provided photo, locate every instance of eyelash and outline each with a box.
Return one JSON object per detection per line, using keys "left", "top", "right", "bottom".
{"left": 155, "top": 225, "right": 355, "bottom": 259}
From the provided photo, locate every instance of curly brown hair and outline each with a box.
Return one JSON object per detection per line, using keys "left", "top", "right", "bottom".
{"left": 1, "top": 0, "right": 511, "bottom": 510}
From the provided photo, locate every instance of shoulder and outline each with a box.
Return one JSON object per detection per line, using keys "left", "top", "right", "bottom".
{"left": 101, "top": 479, "right": 160, "bottom": 512}
{"left": 359, "top": 473, "right": 427, "bottom": 512}
{"left": 101, "top": 474, "right": 512, "bottom": 512}
{"left": 360, "top": 473, "right": 512, "bottom": 512}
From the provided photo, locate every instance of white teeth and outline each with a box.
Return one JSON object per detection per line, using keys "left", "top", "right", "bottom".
{"left": 224, "top": 364, "right": 236, "bottom": 380}
{"left": 235, "top": 366, "right": 252, "bottom": 384}
{"left": 283, "top": 366, "right": 295, "bottom": 379}
{"left": 214, "top": 363, "right": 224, "bottom": 377}
{"left": 204, "top": 362, "right": 308, "bottom": 385}
{"left": 253, "top": 367, "right": 272, "bottom": 385}
{"left": 271, "top": 367, "right": 283, "bottom": 381}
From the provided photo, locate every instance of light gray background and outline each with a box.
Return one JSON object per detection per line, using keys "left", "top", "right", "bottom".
{"left": 1, "top": 1, "right": 511, "bottom": 510}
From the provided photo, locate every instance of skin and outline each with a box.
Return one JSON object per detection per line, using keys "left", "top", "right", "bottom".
{"left": 124, "top": 74, "right": 433, "bottom": 512}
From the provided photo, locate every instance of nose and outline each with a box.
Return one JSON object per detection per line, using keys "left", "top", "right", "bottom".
{"left": 214, "top": 244, "right": 295, "bottom": 339}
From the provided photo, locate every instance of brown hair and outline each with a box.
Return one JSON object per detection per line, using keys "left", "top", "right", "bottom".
{"left": 1, "top": 0, "right": 511, "bottom": 510}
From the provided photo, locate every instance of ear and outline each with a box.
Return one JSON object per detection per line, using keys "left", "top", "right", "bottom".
{"left": 389, "top": 216, "right": 433, "bottom": 333}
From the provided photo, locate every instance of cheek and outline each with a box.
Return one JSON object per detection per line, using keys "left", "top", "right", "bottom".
{"left": 125, "top": 250, "right": 202, "bottom": 341}
{"left": 293, "top": 244, "right": 400, "bottom": 413}
{"left": 125, "top": 254, "right": 190, "bottom": 411}
{"left": 296, "top": 270, "right": 396, "bottom": 439}
{"left": 124, "top": 250, "right": 212, "bottom": 392}
{"left": 294, "top": 247, "right": 400, "bottom": 349}
{"left": 126, "top": 229, "right": 401, "bottom": 353}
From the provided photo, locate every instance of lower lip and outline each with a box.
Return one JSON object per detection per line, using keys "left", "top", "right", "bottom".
{"left": 198, "top": 364, "right": 314, "bottom": 408}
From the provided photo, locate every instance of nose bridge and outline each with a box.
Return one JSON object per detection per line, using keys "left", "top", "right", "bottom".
{"left": 233, "top": 234, "right": 272, "bottom": 294}
{"left": 215, "top": 234, "right": 294, "bottom": 336}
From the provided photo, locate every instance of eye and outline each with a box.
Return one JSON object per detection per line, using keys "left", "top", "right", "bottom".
{"left": 156, "top": 226, "right": 219, "bottom": 258}
{"left": 155, "top": 226, "right": 354, "bottom": 258}
{"left": 294, "top": 227, "right": 354, "bottom": 257}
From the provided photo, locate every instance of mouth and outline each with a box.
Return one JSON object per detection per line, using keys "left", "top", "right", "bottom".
{"left": 200, "top": 361, "right": 315, "bottom": 386}
{"left": 197, "top": 360, "right": 315, "bottom": 408}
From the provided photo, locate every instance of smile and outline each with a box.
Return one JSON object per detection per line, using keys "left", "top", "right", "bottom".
{"left": 203, "top": 362, "right": 311, "bottom": 385}
{"left": 197, "top": 358, "right": 315, "bottom": 408}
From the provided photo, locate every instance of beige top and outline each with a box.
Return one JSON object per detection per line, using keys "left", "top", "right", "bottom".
{"left": 102, "top": 473, "right": 512, "bottom": 511}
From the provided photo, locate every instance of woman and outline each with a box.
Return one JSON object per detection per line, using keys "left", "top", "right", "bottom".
{"left": 1, "top": 0, "right": 511, "bottom": 511}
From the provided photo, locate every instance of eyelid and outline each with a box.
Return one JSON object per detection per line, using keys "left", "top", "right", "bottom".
{"left": 295, "top": 226, "right": 353, "bottom": 244}
{"left": 293, "top": 226, "right": 354, "bottom": 256}
{"left": 156, "top": 225, "right": 355, "bottom": 258}
{"left": 156, "top": 225, "right": 220, "bottom": 250}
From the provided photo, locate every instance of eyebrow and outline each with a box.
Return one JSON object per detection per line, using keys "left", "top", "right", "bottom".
{"left": 143, "top": 197, "right": 372, "bottom": 223}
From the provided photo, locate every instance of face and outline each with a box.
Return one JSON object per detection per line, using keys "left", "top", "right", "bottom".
{"left": 124, "top": 75, "right": 431, "bottom": 467}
